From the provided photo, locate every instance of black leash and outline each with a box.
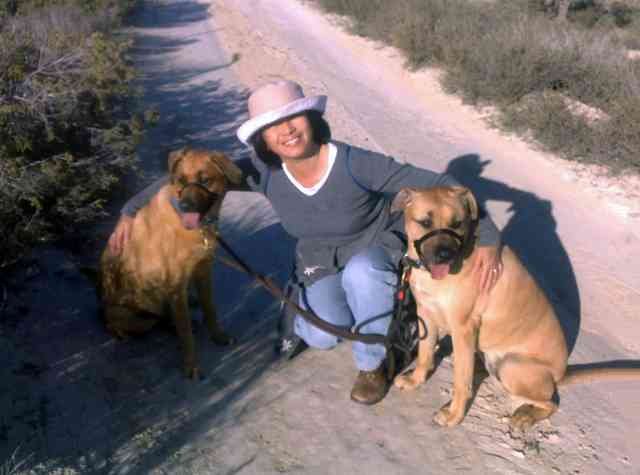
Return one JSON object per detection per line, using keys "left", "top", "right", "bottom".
{"left": 383, "top": 263, "right": 428, "bottom": 378}
{"left": 213, "top": 231, "right": 427, "bottom": 376}
{"left": 214, "top": 232, "right": 387, "bottom": 345}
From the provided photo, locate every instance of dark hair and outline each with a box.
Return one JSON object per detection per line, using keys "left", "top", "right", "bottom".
{"left": 249, "top": 110, "right": 331, "bottom": 168}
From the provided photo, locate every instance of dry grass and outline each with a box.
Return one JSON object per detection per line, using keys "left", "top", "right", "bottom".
{"left": 314, "top": 0, "right": 640, "bottom": 173}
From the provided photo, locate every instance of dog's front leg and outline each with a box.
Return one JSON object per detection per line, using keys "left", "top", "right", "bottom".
{"left": 394, "top": 312, "right": 439, "bottom": 390}
{"left": 194, "top": 259, "right": 234, "bottom": 345}
{"left": 434, "top": 322, "right": 477, "bottom": 427}
{"left": 170, "top": 290, "right": 199, "bottom": 379}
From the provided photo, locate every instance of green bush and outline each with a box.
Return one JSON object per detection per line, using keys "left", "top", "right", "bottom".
{"left": 1, "top": 0, "right": 137, "bottom": 19}
{"left": 0, "top": 1, "right": 145, "bottom": 267}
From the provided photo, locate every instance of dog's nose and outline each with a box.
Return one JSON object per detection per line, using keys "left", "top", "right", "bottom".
{"left": 435, "top": 247, "right": 455, "bottom": 263}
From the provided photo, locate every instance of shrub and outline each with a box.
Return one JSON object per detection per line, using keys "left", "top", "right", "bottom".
{"left": 2, "top": 0, "right": 137, "bottom": 18}
{"left": 610, "top": 2, "right": 634, "bottom": 27}
{"left": 0, "top": 1, "right": 145, "bottom": 267}
{"left": 315, "top": 0, "right": 392, "bottom": 38}
{"left": 569, "top": 0, "right": 608, "bottom": 27}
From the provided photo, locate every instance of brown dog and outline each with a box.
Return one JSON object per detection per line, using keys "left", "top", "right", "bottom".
{"left": 392, "top": 186, "right": 640, "bottom": 430}
{"left": 100, "top": 148, "right": 242, "bottom": 379}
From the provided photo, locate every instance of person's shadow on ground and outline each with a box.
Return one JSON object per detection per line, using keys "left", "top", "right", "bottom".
{"left": 445, "top": 154, "right": 581, "bottom": 353}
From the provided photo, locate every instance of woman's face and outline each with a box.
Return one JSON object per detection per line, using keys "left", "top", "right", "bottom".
{"left": 261, "top": 113, "right": 318, "bottom": 162}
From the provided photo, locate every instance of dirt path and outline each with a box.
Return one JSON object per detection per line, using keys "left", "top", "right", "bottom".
{"left": 208, "top": 2, "right": 640, "bottom": 470}
{"left": 2, "top": 0, "right": 639, "bottom": 474}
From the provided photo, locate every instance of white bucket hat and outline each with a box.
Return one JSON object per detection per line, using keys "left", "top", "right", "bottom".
{"left": 237, "top": 80, "right": 327, "bottom": 145}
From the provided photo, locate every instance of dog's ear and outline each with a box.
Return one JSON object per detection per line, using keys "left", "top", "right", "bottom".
{"left": 453, "top": 186, "right": 479, "bottom": 222}
{"left": 209, "top": 152, "right": 243, "bottom": 185}
{"left": 391, "top": 188, "right": 415, "bottom": 213}
{"left": 168, "top": 148, "right": 189, "bottom": 180}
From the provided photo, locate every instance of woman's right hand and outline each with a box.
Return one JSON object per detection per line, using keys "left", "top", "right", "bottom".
{"left": 107, "top": 214, "right": 134, "bottom": 255}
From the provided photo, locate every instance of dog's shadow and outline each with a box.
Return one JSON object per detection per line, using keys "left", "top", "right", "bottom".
{"left": 445, "top": 154, "right": 581, "bottom": 354}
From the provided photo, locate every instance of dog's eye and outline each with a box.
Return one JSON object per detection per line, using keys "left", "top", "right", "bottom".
{"left": 451, "top": 219, "right": 462, "bottom": 229}
{"left": 418, "top": 218, "right": 432, "bottom": 228}
{"left": 178, "top": 177, "right": 188, "bottom": 186}
{"left": 200, "top": 178, "right": 210, "bottom": 186}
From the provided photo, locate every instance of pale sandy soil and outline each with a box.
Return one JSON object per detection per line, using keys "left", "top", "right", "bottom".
{"left": 2, "top": 1, "right": 639, "bottom": 474}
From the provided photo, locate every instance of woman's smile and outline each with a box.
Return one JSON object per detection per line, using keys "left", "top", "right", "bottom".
{"left": 282, "top": 134, "right": 302, "bottom": 147}
{"left": 263, "top": 114, "right": 318, "bottom": 161}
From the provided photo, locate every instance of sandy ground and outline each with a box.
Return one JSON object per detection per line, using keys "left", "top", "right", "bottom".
{"left": 2, "top": 0, "right": 640, "bottom": 474}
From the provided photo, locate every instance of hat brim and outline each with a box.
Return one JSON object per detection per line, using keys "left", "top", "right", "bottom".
{"left": 237, "top": 95, "right": 327, "bottom": 145}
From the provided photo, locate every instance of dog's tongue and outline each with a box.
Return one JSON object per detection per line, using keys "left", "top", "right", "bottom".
{"left": 430, "top": 263, "right": 450, "bottom": 280}
{"left": 181, "top": 212, "right": 201, "bottom": 230}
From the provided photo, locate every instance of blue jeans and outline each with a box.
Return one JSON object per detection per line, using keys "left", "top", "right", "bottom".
{"left": 294, "top": 246, "right": 398, "bottom": 371}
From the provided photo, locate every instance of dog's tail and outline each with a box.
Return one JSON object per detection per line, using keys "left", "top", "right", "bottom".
{"left": 558, "top": 361, "right": 640, "bottom": 387}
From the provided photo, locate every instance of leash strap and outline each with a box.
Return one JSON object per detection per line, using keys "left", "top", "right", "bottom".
{"left": 213, "top": 231, "right": 430, "bottom": 381}
{"left": 214, "top": 233, "right": 388, "bottom": 346}
{"left": 384, "top": 266, "right": 428, "bottom": 378}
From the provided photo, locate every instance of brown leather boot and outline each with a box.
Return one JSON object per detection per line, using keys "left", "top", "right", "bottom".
{"left": 350, "top": 364, "right": 389, "bottom": 405}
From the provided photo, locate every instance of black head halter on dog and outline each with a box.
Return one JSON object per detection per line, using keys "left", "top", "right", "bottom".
{"left": 176, "top": 181, "right": 220, "bottom": 203}
{"left": 170, "top": 182, "right": 221, "bottom": 229}
{"left": 403, "top": 222, "right": 478, "bottom": 274}
{"left": 174, "top": 180, "right": 221, "bottom": 217}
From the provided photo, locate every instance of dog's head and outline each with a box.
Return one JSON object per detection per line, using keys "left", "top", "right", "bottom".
{"left": 168, "top": 148, "right": 243, "bottom": 230}
{"left": 392, "top": 186, "right": 479, "bottom": 279}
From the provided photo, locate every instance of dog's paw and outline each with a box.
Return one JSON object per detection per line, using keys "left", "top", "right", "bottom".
{"left": 393, "top": 373, "right": 423, "bottom": 390}
{"left": 433, "top": 402, "right": 464, "bottom": 427}
{"left": 209, "top": 331, "right": 236, "bottom": 346}
{"left": 509, "top": 404, "right": 544, "bottom": 432}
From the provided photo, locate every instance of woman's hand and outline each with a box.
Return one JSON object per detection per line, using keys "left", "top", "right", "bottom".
{"left": 107, "top": 215, "right": 134, "bottom": 255}
{"left": 472, "top": 245, "right": 503, "bottom": 293}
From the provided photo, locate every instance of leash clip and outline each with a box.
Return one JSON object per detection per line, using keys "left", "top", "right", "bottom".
{"left": 200, "top": 228, "right": 217, "bottom": 251}
{"left": 396, "top": 265, "right": 412, "bottom": 301}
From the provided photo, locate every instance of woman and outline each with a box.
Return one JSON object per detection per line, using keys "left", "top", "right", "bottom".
{"left": 108, "top": 80, "right": 503, "bottom": 405}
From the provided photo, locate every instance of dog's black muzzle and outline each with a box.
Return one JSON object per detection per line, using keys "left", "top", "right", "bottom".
{"left": 413, "top": 228, "right": 465, "bottom": 267}
{"left": 404, "top": 226, "right": 475, "bottom": 276}
{"left": 177, "top": 182, "right": 220, "bottom": 214}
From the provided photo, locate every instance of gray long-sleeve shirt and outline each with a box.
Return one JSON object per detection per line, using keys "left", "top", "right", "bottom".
{"left": 122, "top": 141, "right": 500, "bottom": 285}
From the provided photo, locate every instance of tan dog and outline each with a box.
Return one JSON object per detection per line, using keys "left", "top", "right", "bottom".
{"left": 100, "top": 148, "right": 242, "bottom": 379}
{"left": 392, "top": 186, "right": 640, "bottom": 430}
